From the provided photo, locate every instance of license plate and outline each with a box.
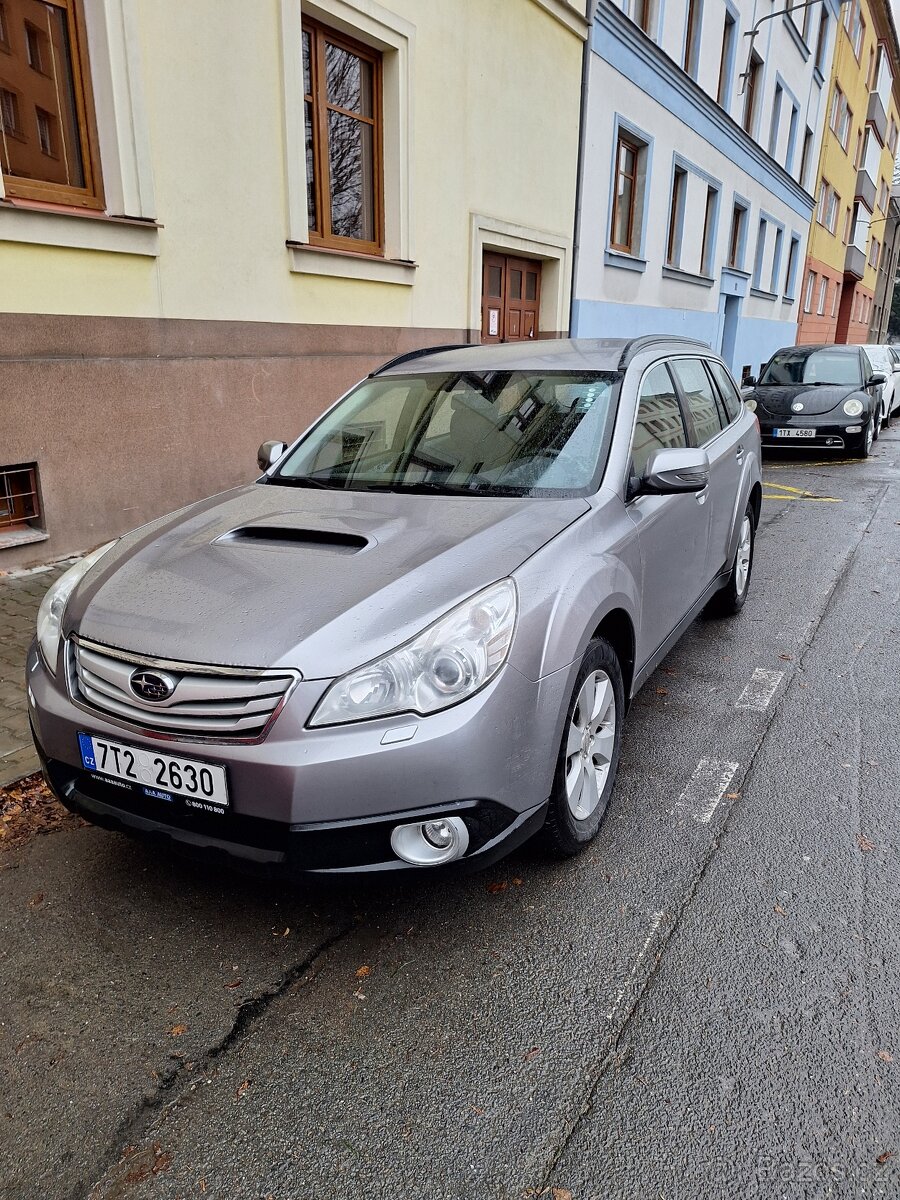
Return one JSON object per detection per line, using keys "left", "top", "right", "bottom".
{"left": 78, "top": 732, "right": 229, "bottom": 808}
{"left": 774, "top": 428, "right": 815, "bottom": 438}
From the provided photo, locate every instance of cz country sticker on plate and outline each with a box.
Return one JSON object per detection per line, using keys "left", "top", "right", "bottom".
{"left": 78, "top": 732, "right": 229, "bottom": 809}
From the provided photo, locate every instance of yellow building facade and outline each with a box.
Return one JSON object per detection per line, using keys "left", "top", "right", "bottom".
{"left": 0, "top": 0, "right": 588, "bottom": 566}
{"left": 798, "top": 0, "right": 900, "bottom": 344}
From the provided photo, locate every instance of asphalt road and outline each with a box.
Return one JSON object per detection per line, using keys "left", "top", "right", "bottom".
{"left": 3, "top": 428, "right": 900, "bottom": 1200}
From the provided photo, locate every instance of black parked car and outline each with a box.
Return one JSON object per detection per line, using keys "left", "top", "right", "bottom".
{"left": 743, "top": 345, "right": 886, "bottom": 458}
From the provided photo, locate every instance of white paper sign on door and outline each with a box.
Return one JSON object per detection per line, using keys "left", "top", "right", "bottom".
{"left": 488, "top": 309, "right": 500, "bottom": 337}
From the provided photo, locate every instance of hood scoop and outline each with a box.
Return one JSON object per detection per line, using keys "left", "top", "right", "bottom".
{"left": 215, "top": 526, "right": 370, "bottom": 554}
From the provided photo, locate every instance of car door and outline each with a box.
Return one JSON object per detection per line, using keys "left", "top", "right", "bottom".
{"left": 670, "top": 357, "right": 741, "bottom": 584}
{"left": 860, "top": 350, "right": 883, "bottom": 423}
{"left": 625, "top": 361, "right": 711, "bottom": 671}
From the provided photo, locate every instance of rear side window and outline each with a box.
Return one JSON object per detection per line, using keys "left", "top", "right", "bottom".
{"left": 670, "top": 358, "right": 725, "bottom": 445}
{"left": 631, "top": 363, "right": 688, "bottom": 477}
{"left": 706, "top": 360, "right": 743, "bottom": 423}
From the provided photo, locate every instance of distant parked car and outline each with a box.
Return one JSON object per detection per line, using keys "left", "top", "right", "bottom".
{"left": 29, "top": 336, "right": 761, "bottom": 877}
{"left": 860, "top": 344, "right": 900, "bottom": 428}
{"left": 744, "top": 344, "right": 886, "bottom": 457}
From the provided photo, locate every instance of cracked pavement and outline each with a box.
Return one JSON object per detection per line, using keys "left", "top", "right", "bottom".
{"left": 2, "top": 431, "right": 900, "bottom": 1199}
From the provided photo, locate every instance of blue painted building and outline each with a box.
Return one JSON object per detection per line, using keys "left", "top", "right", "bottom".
{"left": 573, "top": 0, "right": 842, "bottom": 378}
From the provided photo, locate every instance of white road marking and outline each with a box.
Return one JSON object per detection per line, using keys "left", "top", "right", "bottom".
{"left": 676, "top": 758, "right": 740, "bottom": 824}
{"left": 736, "top": 668, "right": 784, "bottom": 711}
{"left": 606, "top": 910, "right": 665, "bottom": 1022}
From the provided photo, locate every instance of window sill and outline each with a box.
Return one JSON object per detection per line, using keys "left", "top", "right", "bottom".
{"left": 662, "top": 265, "right": 715, "bottom": 287}
{"left": 0, "top": 527, "right": 48, "bottom": 552}
{"left": 604, "top": 248, "right": 646, "bottom": 272}
{"left": 782, "top": 293, "right": 797, "bottom": 303}
{"left": 287, "top": 242, "right": 417, "bottom": 286}
{"left": 750, "top": 286, "right": 779, "bottom": 301}
{"left": 0, "top": 200, "right": 160, "bottom": 256}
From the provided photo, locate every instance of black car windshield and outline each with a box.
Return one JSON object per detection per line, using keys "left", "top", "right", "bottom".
{"left": 760, "top": 349, "right": 862, "bottom": 387}
{"left": 269, "top": 370, "right": 622, "bottom": 496}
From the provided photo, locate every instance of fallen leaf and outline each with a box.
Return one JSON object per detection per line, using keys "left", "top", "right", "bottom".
{"left": 774, "top": 904, "right": 787, "bottom": 917}
{"left": 877, "top": 1050, "right": 894, "bottom": 1063}
{"left": 470, "top": 1105, "right": 484, "bottom": 1116}
{"left": 725, "top": 792, "right": 740, "bottom": 799}
{"left": 169, "top": 1024, "right": 188, "bottom": 1037}
{"left": 512, "top": 877, "right": 524, "bottom": 886}
{"left": 486, "top": 881, "right": 508, "bottom": 894}
{"left": 225, "top": 979, "right": 242, "bottom": 989}
{"left": 282, "top": 927, "right": 290, "bottom": 937}
{"left": 876, "top": 1151, "right": 895, "bottom": 1165}
{"left": 779, "top": 654, "right": 793, "bottom": 661}
{"left": 656, "top": 687, "right": 668, "bottom": 696}
{"left": 199, "top": 1179, "right": 207, "bottom": 1194}
{"left": 857, "top": 833, "right": 876, "bottom": 852}
{"left": 523, "top": 1047, "right": 541, "bottom": 1062}
{"left": 356, "top": 965, "right": 371, "bottom": 978}
{"left": 235, "top": 1079, "right": 250, "bottom": 1099}
{"left": 28, "top": 892, "right": 44, "bottom": 908}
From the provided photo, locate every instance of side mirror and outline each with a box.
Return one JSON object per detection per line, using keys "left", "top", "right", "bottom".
{"left": 257, "top": 440, "right": 287, "bottom": 472}
{"left": 640, "top": 447, "right": 711, "bottom": 495}
{"left": 743, "top": 375, "right": 758, "bottom": 388}
{"left": 892, "top": 362, "right": 900, "bottom": 373}
{"left": 867, "top": 373, "right": 887, "bottom": 387}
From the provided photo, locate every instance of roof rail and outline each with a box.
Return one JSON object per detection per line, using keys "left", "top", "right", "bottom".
{"left": 370, "top": 343, "right": 472, "bottom": 376}
{"left": 618, "top": 334, "right": 711, "bottom": 369}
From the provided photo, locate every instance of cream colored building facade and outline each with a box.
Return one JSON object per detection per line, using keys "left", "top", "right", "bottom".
{"left": 0, "top": 0, "right": 587, "bottom": 567}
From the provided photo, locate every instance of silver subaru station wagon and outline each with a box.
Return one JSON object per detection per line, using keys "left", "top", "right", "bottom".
{"left": 28, "top": 336, "right": 761, "bottom": 876}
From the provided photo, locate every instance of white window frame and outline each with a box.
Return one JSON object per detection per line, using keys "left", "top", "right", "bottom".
{"left": 817, "top": 276, "right": 827, "bottom": 315}
{"left": 0, "top": 0, "right": 157, "bottom": 256}
{"left": 282, "top": 0, "right": 416, "bottom": 285}
{"left": 803, "top": 269, "right": 816, "bottom": 313}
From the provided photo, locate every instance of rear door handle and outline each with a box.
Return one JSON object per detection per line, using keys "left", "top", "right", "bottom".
{"left": 735, "top": 443, "right": 745, "bottom": 461}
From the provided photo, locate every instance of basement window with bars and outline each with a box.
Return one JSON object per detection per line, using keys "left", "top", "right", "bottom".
{"left": 0, "top": 463, "right": 46, "bottom": 549}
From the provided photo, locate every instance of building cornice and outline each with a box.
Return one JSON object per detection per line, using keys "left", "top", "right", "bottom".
{"left": 594, "top": 2, "right": 816, "bottom": 218}
{"left": 531, "top": 0, "right": 590, "bottom": 38}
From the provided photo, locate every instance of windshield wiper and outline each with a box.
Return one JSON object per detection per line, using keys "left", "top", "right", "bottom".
{"left": 264, "top": 474, "right": 341, "bottom": 490}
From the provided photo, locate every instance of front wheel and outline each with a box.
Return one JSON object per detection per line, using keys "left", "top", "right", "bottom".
{"left": 540, "top": 638, "right": 624, "bottom": 858}
{"left": 853, "top": 417, "right": 874, "bottom": 458}
{"left": 706, "top": 505, "right": 755, "bottom": 617}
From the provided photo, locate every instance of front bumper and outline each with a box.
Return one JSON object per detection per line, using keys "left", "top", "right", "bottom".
{"left": 27, "top": 639, "right": 567, "bottom": 875}
{"left": 758, "top": 413, "right": 865, "bottom": 451}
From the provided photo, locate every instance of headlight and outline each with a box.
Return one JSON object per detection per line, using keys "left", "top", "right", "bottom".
{"left": 310, "top": 579, "right": 518, "bottom": 727}
{"left": 843, "top": 398, "right": 864, "bottom": 418}
{"left": 36, "top": 542, "right": 116, "bottom": 673}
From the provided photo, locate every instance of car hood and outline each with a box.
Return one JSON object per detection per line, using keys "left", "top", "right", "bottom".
{"left": 67, "top": 484, "right": 589, "bottom": 676}
{"left": 749, "top": 383, "right": 861, "bottom": 418}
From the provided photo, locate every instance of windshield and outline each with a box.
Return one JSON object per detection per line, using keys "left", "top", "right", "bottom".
{"left": 270, "top": 370, "right": 621, "bottom": 497}
{"left": 760, "top": 349, "right": 862, "bottom": 387}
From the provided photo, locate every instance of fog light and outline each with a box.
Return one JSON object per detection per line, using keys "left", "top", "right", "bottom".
{"left": 390, "top": 816, "right": 469, "bottom": 866}
{"left": 846, "top": 425, "right": 862, "bottom": 434}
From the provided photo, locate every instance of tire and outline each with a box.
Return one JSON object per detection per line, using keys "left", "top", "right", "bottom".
{"left": 541, "top": 638, "right": 624, "bottom": 858}
{"left": 706, "top": 504, "right": 755, "bottom": 617}
{"left": 852, "top": 417, "right": 874, "bottom": 458}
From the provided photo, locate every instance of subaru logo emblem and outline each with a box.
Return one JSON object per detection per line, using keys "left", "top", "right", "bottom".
{"left": 791, "top": 401, "right": 804, "bottom": 412}
{"left": 129, "top": 669, "right": 177, "bottom": 702}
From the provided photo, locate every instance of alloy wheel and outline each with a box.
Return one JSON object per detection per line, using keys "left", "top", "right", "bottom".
{"left": 564, "top": 670, "right": 616, "bottom": 820}
{"left": 735, "top": 515, "right": 752, "bottom": 596}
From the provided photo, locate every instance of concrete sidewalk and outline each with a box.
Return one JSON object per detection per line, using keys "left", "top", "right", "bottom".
{"left": 0, "top": 563, "right": 68, "bottom": 786}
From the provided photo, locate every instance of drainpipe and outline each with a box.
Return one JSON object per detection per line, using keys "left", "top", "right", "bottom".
{"left": 569, "top": 2, "right": 596, "bottom": 337}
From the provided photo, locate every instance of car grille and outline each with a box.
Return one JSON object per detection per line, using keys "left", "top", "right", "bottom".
{"left": 68, "top": 638, "right": 299, "bottom": 742}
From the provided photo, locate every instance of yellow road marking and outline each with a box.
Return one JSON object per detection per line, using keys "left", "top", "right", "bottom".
{"left": 761, "top": 480, "right": 842, "bottom": 502}
{"left": 761, "top": 492, "right": 843, "bottom": 503}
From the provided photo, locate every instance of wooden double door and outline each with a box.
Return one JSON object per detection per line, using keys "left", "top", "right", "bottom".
{"left": 481, "top": 252, "right": 541, "bottom": 343}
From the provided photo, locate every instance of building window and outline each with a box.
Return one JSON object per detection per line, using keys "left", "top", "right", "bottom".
{"left": 784, "top": 234, "right": 800, "bottom": 297}
{"left": 0, "top": 2, "right": 8, "bottom": 48}
{"left": 717, "top": 10, "right": 736, "bottom": 107}
{"left": 877, "top": 178, "right": 889, "bottom": 212}
{"left": 622, "top": 0, "right": 655, "bottom": 34}
{"left": 768, "top": 83, "right": 783, "bottom": 156}
{"left": 752, "top": 217, "right": 766, "bottom": 288}
{"left": 829, "top": 85, "right": 852, "bottom": 152}
{"left": 743, "top": 53, "right": 762, "bottom": 135}
{"left": 728, "top": 201, "right": 746, "bottom": 268}
{"left": 817, "top": 180, "right": 840, "bottom": 234}
{"left": 832, "top": 282, "right": 842, "bottom": 316}
{"left": 803, "top": 269, "right": 816, "bottom": 312}
{"left": 799, "top": 127, "right": 813, "bottom": 188}
{"left": 844, "top": 0, "right": 865, "bottom": 59}
{"left": 0, "top": 0, "right": 102, "bottom": 209}
{"left": 769, "top": 225, "right": 783, "bottom": 292}
{"left": 683, "top": 0, "right": 702, "bottom": 77}
{"left": 302, "top": 17, "right": 383, "bottom": 255}
{"left": 666, "top": 166, "right": 687, "bottom": 266}
{"left": 817, "top": 276, "right": 828, "bottom": 314}
{"left": 815, "top": 12, "right": 829, "bottom": 72}
{"left": 0, "top": 463, "right": 42, "bottom": 535}
{"left": 611, "top": 131, "right": 642, "bottom": 254}
{"left": 888, "top": 118, "right": 899, "bottom": 156}
{"left": 869, "top": 237, "right": 881, "bottom": 268}
{"left": 843, "top": 206, "right": 853, "bottom": 244}
{"left": 700, "top": 185, "right": 718, "bottom": 275}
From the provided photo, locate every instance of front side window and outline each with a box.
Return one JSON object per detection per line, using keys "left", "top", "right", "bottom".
{"left": 670, "top": 358, "right": 725, "bottom": 444}
{"left": 302, "top": 18, "right": 382, "bottom": 254}
{"left": 272, "top": 371, "right": 622, "bottom": 497}
{"left": 707, "top": 360, "right": 743, "bottom": 422}
{"left": 631, "top": 364, "right": 687, "bottom": 478}
{"left": 0, "top": 0, "right": 102, "bottom": 208}
{"left": 760, "top": 349, "right": 863, "bottom": 386}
